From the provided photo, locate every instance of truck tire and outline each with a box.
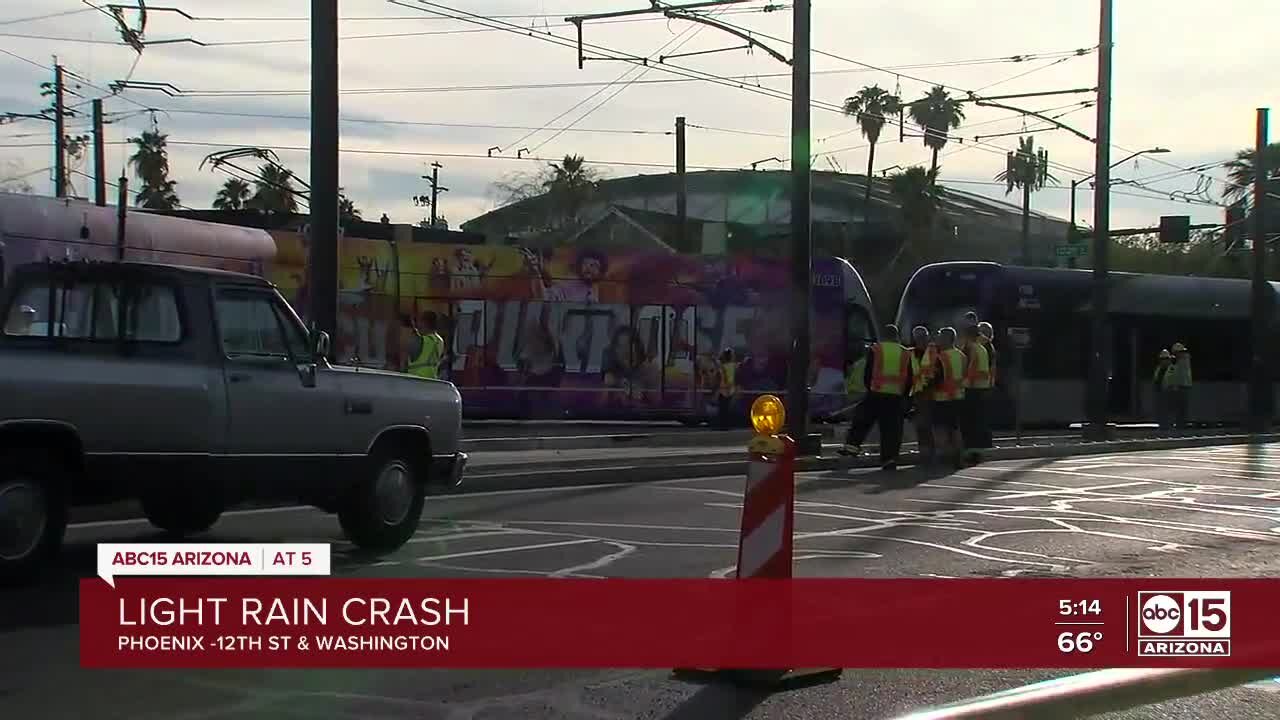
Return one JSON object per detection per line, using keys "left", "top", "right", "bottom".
{"left": 140, "top": 493, "right": 223, "bottom": 535}
{"left": 0, "top": 452, "right": 68, "bottom": 585}
{"left": 338, "top": 450, "right": 425, "bottom": 553}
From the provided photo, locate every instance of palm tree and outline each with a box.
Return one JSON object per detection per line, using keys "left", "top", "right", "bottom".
{"left": 842, "top": 85, "right": 902, "bottom": 208}
{"left": 248, "top": 163, "right": 299, "bottom": 215}
{"left": 1223, "top": 142, "right": 1280, "bottom": 203}
{"left": 908, "top": 85, "right": 966, "bottom": 181}
{"left": 212, "top": 178, "right": 251, "bottom": 210}
{"left": 338, "top": 188, "right": 361, "bottom": 225}
{"left": 542, "top": 154, "right": 598, "bottom": 225}
{"left": 994, "top": 136, "right": 1057, "bottom": 265}
{"left": 128, "top": 128, "right": 181, "bottom": 209}
{"left": 885, "top": 166, "right": 944, "bottom": 270}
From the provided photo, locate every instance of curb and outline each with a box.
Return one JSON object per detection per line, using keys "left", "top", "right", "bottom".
{"left": 464, "top": 427, "right": 837, "bottom": 452}
{"left": 458, "top": 431, "right": 1280, "bottom": 493}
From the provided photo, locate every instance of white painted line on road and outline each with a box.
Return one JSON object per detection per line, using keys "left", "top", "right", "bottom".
{"left": 66, "top": 475, "right": 745, "bottom": 532}
{"left": 508, "top": 520, "right": 738, "bottom": 533}
{"left": 408, "top": 530, "right": 539, "bottom": 544}
{"left": 551, "top": 541, "right": 636, "bottom": 577}
{"left": 414, "top": 538, "right": 597, "bottom": 562}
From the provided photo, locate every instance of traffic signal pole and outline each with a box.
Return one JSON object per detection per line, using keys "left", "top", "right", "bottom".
{"left": 786, "top": 0, "right": 819, "bottom": 454}
{"left": 1248, "top": 108, "right": 1272, "bottom": 432}
{"left": 309, "top": 0, "right": 340, "bottom": 350}
{"left": 1085, "top": 0, "right": 1113, "bottom": 441}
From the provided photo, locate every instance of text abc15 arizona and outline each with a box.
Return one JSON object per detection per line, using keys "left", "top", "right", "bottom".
{"left": 1137, "top": 591, "right": 1231, "bottom": 657}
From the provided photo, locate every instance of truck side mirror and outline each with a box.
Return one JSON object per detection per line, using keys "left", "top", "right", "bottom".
{"left": 312, "top": 330, "right": 331, "bottom": 359}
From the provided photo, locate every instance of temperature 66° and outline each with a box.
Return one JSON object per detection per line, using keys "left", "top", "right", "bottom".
{"left": 1058, "top": 631, "right": 1103, "bottom": 653}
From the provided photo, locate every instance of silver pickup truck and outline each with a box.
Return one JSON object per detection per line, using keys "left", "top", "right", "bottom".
{"left": 0, "top": 260, "right": 466, "bottom": 581}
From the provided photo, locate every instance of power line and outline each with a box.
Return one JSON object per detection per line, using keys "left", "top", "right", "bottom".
{"left": 124, "top": 51, "right": 1091, "bottom": 98}
{"left": 971, "top": 53, "right": 1083, "bottom": 93}
{"left": 155, "top": 109, "right": 674, "bottom": 136}
{"left": 687, "top": 123, "right": 788, "bottom": 138}
{"left": 145, "top": 4, "right": 789, "bottom": 23}
{"left": 0, "top": 7, "right": 97, "bottom": 26}
{"left": 0, "top": 46, "right": 52, "bottom": 71}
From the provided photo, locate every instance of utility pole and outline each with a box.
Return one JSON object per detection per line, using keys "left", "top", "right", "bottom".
{"left": 310, "top": 0, "right": 340, "bottom": 350}
{"left": 427, "top": 162, "right": 448, "bottom": 227}
{"left": 1085, "top": 0, "right": 1113, "bottom": 441}
{"left": 116, "top": 176, "right": 128, "bottom": 260}
{"left": 676, "top": 116, "right": 687, "bottom": 251}
{"left": 54, "top": 63, "right": 66, "bottom": 198}
{"left": 92, "top": 99, "right": 106, "bottom": 207}
{"left": 1248, "top": 107, "right": 1272, "bottom": 432}
{"left": 786, "top": 0, "right": 818, "bottom": 454}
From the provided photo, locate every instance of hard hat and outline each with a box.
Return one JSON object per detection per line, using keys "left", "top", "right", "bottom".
{"left": 1171, "top": 342, "right": 1187, "bottom": 353}
{"left": 18, "top": 305, "right": 36, "bottom": 315}
{"left": 1158, "top": 349, "right": 1173, "bottom": 359}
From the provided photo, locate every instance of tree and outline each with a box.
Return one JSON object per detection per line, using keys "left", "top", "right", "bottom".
{"left": 908, "top": 85, "right": 966, "bottom": 181}
{"left": 542, "top": 154, "right": 600, "bottom": 224}
{"left": 994, "top": 136, "right": 1056, "bottom": 265}
{"left": 248, "top": 163, "right": 299, "bottom": 215}
{"left": 885, "top": 166, "right": 944, "bottom": 270}
{"left": 212, "top": 177, "right": 251, "bottom": 210}
{"left": 128, "top": 129, "right": 181, "bottom": 209}
{"left": 842, "top": 85, "right": 902, "bottom": 208}
{"left": 1223, "top": 142, "right": 1280, "bottom": 204}
{"left": 338, "top": 188, "right": 361, "bottom": 225}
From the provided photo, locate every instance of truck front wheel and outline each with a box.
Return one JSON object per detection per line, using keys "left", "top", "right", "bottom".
{"left": 338, "top": 451, "right": 425, "bottom": 553}
{"left": 0, "top": 453, "right": 68, "bottom": 584}
{"left": 141, "top": 493, "right": 223, "bottom": 535}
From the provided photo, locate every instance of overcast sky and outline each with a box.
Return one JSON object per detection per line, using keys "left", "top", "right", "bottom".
{"left": 0, "top": 1, "right": 1272, "bottom": 232}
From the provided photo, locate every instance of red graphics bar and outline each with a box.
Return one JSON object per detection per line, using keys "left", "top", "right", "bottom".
{"left": 80, "top": 578, "right": 1279, "bottom": 669}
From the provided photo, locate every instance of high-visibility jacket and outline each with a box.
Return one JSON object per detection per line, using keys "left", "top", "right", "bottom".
{"left": 869, "top": 341, "right": 912, "bottom": 396}
{"left": 846, "top": 355, "right": 868, "bottom": 395}
{"left": 911, "top": 344, "right": 938, "bottom": 396}
{"left": 980, "top": 336, "right": 998, "bottom": 385}
{"left": 408, "top": 332, "right": 445, "bottom": 380}
{"left": 718, "top": 362, "right": 737, "bottom": 397}
{"left": 933, "top": 347, "right": 967, "bottom": 402}
{"left": 1153, "top": 363, "right": 1173, "bottom": 389}
{"left": 964, "top": 340, "right": 993, "bottom": 390}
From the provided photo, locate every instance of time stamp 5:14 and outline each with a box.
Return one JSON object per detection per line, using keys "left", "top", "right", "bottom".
{"left": 1057, "top": 599, "right": 1104, "bottom": 654}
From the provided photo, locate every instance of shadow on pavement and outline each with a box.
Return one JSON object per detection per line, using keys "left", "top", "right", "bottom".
{"left": 660, "top": 682, "right": 771, "bottom": 720}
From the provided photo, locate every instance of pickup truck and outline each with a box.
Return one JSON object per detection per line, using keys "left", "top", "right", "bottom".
{"left": 0, "top": 260, "right": 466, "bottom": 581}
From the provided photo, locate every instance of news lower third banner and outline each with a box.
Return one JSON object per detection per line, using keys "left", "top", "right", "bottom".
{"left": 81, "top": 546, "right": 1280, "bottom": 669}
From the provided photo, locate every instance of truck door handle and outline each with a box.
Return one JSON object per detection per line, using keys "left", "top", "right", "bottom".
{"left": 229, "top": 372, "right": 251, "bottom": 383}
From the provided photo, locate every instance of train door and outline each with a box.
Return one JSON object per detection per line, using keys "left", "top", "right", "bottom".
{"left": 1107, "top": 320, "right": 1137, "bottom": 418}
{"left": 663, "top": 306, "right": 697, "bottom": 412}
{"left": 630, "top": 304, "right": 665, "bottom": 410}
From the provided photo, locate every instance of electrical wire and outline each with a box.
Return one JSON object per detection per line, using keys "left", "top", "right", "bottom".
{"left": 141, "top": 108, "right": 675, "bottom": 136}
{"left": 0, "top": 7, "right": 98, "bottom": 26}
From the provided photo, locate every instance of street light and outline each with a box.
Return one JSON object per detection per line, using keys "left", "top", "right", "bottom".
{"left": 1068, "top": 147, "right": 1169, "bottom": 240}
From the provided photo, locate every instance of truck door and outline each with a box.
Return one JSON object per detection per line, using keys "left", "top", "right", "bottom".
{"left": 213, "top": 285, "right": 343, "bottom": 485}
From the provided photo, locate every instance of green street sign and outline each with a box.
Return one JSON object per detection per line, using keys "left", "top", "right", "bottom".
{"left": 1055, "top": 244, "right": 1089, "bottom": 258}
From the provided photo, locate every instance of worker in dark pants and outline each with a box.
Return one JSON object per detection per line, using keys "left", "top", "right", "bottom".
{"left": 959, "top": 325, "right": 992, "bottom": 465}
{"left": 838, "top": 324, "right": 914, "bottom": 470}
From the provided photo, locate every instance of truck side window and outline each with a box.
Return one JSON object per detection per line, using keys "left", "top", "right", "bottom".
{"left": 124, "top": 284, "right": 182, "bottom": 342}
{"left": 215, "top": 290, "right": 292, "bottom": 359}
{"left": 3, "top": 279, "right": 119, "bottom": 339}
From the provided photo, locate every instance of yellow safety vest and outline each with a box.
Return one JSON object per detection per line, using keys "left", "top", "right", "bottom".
{"left": 869, "top": 342, "right": 911, "bottom": 396}
{"left": 911, "top": 345, "right": 937, "bottom": 396}
{"left": 408, "top": 332, "right": 444, "bottom": 380}
{"left": 933, "top": 347, "right": 967, "bottom": 402}
{"left": 846, "top": 355, "right": 867, "bottom": 395}
{"left": 718, "top": 362, "right": 736, "bottom": 397}
{"left": 964, "top": 340, "right": 992, "bottom": 390}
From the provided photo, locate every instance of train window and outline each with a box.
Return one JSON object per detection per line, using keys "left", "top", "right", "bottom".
{"left": 846, "top": 303, "right": 875, "bottom": 345}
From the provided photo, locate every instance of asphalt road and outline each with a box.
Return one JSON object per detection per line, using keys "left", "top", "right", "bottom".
{"left": 4, "top": 443, "right": 1280, "bottom": 719}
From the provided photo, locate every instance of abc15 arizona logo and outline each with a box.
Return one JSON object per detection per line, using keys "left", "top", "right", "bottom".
{"left": 1136, "top": 591, "right": 1231, "bottom": 657}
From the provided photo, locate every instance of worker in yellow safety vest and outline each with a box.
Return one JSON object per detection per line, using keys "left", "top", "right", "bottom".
{"left": 928, "top": 326, "right": 967, "bottom": 469}
{"left": 406, "top": 312, "right": 446, "bottom": 380}
{"left": 960, "top": 324, "right": 993, "bottom": 462}
{"left": 716, "top": 348, "right": 738, "bottom": 429}
{"left": 1167, "top": 342, "right": 1193, "bottom": 429}
{"left": 908, "top": 325, "right": 937, "bottom": 462}
{"left": 977, "top": 321, "right": 998, "bottom": 388}
{"left": 839, "top": 323, "right": 914, "bottom": 470}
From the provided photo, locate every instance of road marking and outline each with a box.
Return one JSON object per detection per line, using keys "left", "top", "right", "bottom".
{"left": 414, "top": 538, "right": 596, "bottom": 562}
{"left": 508, "top": 520, "right": 738, "bottom": 533}
{"left": 66, "top": 475, "right": 743, "bottom": 531}
{"left": 551, "top": 541, "right": 636, "bottom": 577}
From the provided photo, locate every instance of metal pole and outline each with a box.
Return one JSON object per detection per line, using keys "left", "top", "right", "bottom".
{"left": 676, "top": 116, "right": 687, "bottom": 251}
{"left": 309, "top": 0, "right": 340, "bottom": 349}
{"left": 786, "top": 0, "right": 818, "bottom": 454}
{"left": 430, "top": 163, "right": 441, "bottom": 227}
{"left": 1248, "top": 107, "right": 1271, "bottom": 432}
{"left": 116, "top": 176, "right": 128, "bottom": 260}
{"left": 1085, "top": 0, "right": 1113, "bottom": 440}
{"left": 1021, "top": 181, "right": 1032, "bottom": 265}
{"left": 54, "top": 64, "right": 66, "bottom": 198}
{"left": 1067, "top": 179, "right": 1079, "bottom": 269}
{"left": 92, "top": 99, "right": 106, "bottom": 207}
